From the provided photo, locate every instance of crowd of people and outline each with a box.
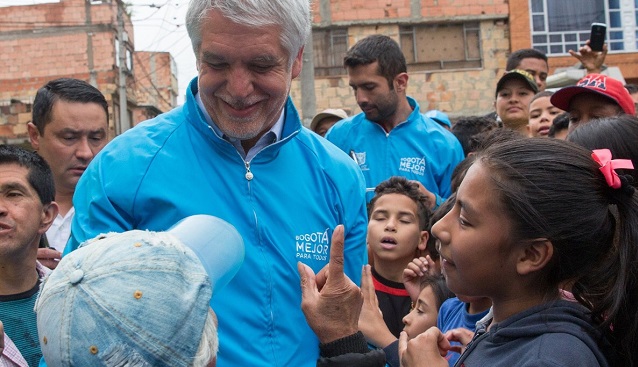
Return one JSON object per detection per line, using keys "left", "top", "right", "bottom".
{"left": 2, "top": 0, "right": 638, "bottom": 366}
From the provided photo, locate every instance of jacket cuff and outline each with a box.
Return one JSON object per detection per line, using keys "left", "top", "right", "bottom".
{"left": 319, "top": 331, "right": 369, "bottom": 358}
{"left": 382, "top": 339, "right": 400, "bottom": 367}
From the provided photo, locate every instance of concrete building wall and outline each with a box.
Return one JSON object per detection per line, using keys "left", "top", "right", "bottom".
{"left": 0, "top": 0, "right": 174, "bottom": 140}
{"left": 294, "top": 0, "right": 511, "bottom": 121}
{"left": 134, "top": 51, "right": 178, "bottom": 122}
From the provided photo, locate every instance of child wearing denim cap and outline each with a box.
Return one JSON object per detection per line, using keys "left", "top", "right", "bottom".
{"left": 35, "top": 215, "right": 244, "bottom": 367}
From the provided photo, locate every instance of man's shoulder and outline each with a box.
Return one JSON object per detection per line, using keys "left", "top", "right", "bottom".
{"left": 99, "top": 107, "right": 192, "bottom": 165}
{"left": 295, "top": 128, "right": 361, "bottom": 174}
{"left": 326, "top": 113, "right": 369, "bottom": 135}
{"left": 409, "top": 114, "right": 463, "bottom": 150}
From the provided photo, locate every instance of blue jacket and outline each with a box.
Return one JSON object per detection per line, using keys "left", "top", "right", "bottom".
{"left": 456, "top": 300, "right": 611, "bottom": 367}
{"left": 326, "top": 97, "right": 464, "bottom": 204}
{"left": 65, "top": 78, "right": 368, "bottom": 367}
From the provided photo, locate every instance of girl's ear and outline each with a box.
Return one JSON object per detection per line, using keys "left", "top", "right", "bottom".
{"left": 516, "top": 238, "right": 553, "bottom": 275}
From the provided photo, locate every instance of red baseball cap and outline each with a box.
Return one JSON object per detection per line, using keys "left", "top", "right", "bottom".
{"left": 550, "top": 74, "right": 635, "bottom": 115}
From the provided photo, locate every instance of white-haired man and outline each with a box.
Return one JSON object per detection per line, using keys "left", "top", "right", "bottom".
{"left": 64, "top": 1, "right": 368, "bottom": 366}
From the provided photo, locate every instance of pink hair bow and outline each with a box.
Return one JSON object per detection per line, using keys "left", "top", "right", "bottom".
{"left": 591, "top": 149, "right": 634, "bottom": 189}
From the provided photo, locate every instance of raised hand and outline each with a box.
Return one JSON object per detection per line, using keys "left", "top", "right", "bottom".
{"left": 358, "top": 265, "right": 397, "bottom": 348}
{"left": 298, "top": 225, "right": 363, "bottom": 343}
{"left": 399, "top": 328, "right": 450, "bottom": 367}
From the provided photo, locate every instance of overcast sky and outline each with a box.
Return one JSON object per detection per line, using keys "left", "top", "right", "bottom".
{"left": 1, "top": 0, "right": 196, "bottom": 105}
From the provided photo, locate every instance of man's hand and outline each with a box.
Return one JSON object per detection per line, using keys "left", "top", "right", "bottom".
{"left": 399, "top": 328, "right": 450, "bottom": 367}
{"left": 568, "top": 40, "right": 607, "bottom": 75}
{"left": 38, "top": 247, "right": 61, "bottom": 269}
{"left": 298, "top": 225, "right": 363, "bottom": 344}
{"left": 358, "top": 265, "right": 396, "bottom": 348}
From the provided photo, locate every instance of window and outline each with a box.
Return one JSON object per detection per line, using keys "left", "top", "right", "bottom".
{"left": 313, "top": 28, "right": 348, "bottom": 77}
{"left": 399, "top": 22, "right": 482, "bottom": 72}
{"left": 530, "top": 0, "right": 638, "bottom": 54}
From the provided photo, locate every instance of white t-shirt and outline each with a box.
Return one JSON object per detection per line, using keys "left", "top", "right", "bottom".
{"left": 45, "top": 207, "right": 75, "bottom": 252}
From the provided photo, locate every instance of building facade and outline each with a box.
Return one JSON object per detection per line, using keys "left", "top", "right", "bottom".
{"left": 0, "top": 0, "right": 177, "bottom": 143}
{"left": 291, "top": 0, "right": 638, "bottom": 124}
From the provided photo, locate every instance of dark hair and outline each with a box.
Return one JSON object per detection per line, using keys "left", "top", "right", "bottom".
{"left": 624, "top": 84, "right": 638, "bottom": 94}
{"left": 451, "top": 157, "right": 475, "bottom": 193}
{"left": 451, "top": 116, "right": 498, "bottom": 156}
{"left": 368, "top": 176, "right": 432, "bottom": 230}
{"left": 344, "top": 35, "right": 406, "bottom": 87}
{"left": 0, "top": 145, "right": 55, "bottom": 205}
{"left": 477, "top": 138, "right": 638, "bottom": 366}
{"left": 530, "top": 90, "right": 554, "bottom": 104}
{"left": 567, "top": 115, "right": 638, "bottom": 186}
{"left": 32, "top": 78, "right": 108, "bottom": 134}
{"left": 425, "top": 194, "right": 455, "bottom": 261}
{"left": 548, "top": 112, "right": 569, "bottom": 138}
{"left": 420, "top": 275, "right": 455, "bottom": 309}
{"left": 473, "top": 127, "right": 525, "bottom": 153}
{"left": 506, "top": 48, "right": 548, "bottom": 71}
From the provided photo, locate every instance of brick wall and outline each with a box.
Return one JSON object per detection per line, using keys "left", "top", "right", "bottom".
{"left": 295, "top": 0, "right": 512, "bottom": 122}
{"left": 134, "top": 51, "right": 178, "bottom": 119}
{"left": 315, "top": 0, "right": 508, "bottom": 23}
{"left": 0, "top": 0, "right": 171, "bottom": 139}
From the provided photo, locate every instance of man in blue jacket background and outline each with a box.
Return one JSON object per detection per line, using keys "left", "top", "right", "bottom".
{"left": 326, "top": 35, "right": 464, "bottom": 208}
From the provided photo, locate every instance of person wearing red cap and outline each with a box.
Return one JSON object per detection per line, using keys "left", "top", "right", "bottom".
{"left": 550, "top": 74, "right": 635, "bottom": 132}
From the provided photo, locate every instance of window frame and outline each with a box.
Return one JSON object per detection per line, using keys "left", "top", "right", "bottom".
{"left": 529, "top": 0, "right": 638, "bottom": 55}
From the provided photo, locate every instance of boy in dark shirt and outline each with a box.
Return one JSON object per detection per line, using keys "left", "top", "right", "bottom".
{"left": 365, "top": 176, "right": 432, "bottom": 337}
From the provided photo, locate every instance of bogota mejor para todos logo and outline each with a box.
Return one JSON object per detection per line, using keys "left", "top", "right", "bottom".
{"left": 296, "top": 228, "right": 329, "bottom": 261}
{"left": 399, "top": 157, "right": 426, "bottom": 176}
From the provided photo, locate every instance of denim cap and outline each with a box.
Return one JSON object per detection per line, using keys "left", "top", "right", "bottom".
{"left": 35, "top": 215, "right": 244, "bottom": 367}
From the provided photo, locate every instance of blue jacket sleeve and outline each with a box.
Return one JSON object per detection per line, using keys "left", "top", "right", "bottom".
{"left": 341, "top": 166, "right": 368, "bottom": 285}
{"left": 64, "top": 146, "right": 138, "bottom": 255}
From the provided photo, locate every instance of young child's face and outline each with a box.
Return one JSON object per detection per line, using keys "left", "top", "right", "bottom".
{"left": 527, "top": 96, "right": 562, "bottom": 137}
{"left": 367, "top": 193, "right": 426, "bottom": 265}
{"left": 402, "top": 285, "right": 439, "bottom": 339}
{"left": 568, "top": 93, "right": 624, "bottom": 132}
{"left": 495, "top": 79, "right": 535, "bottom": 129}
{"left": 431, "top": 162, "right": 516, "bottom": 298}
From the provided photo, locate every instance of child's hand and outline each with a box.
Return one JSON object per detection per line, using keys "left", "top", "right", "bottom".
{"left": 357, "top": 265, "right": 396, "bottom": 348}
{"left": 444, "top": 327, "right": 475, "bottom": 355}
{"left": 399, "top": 328, "right": 450, "bottom": 367}
{"left": 402, "top": 256, "right": 437, "bottom": 302}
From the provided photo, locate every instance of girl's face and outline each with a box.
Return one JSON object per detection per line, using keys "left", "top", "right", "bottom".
{"left": 431, "top": 162, "right": 519, "bottom": 299}
{"left": 402, "top": 285, "right": 439, "bottom": 339}
{"left": 495, "top": 79, "right": 535, "bottom": 130}
{"left": 527, "top": 96, "right": 562, "bottom": 137}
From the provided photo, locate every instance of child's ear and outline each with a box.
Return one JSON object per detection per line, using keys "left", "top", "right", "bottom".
{"left": 418, "top": 231, "right": 429, "bottom": 251}
{"left": 516, "top": 238, "right": 553, "bottom": 276}
{"left": 414, "top": 231, "right": 429, "bottom": 258}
